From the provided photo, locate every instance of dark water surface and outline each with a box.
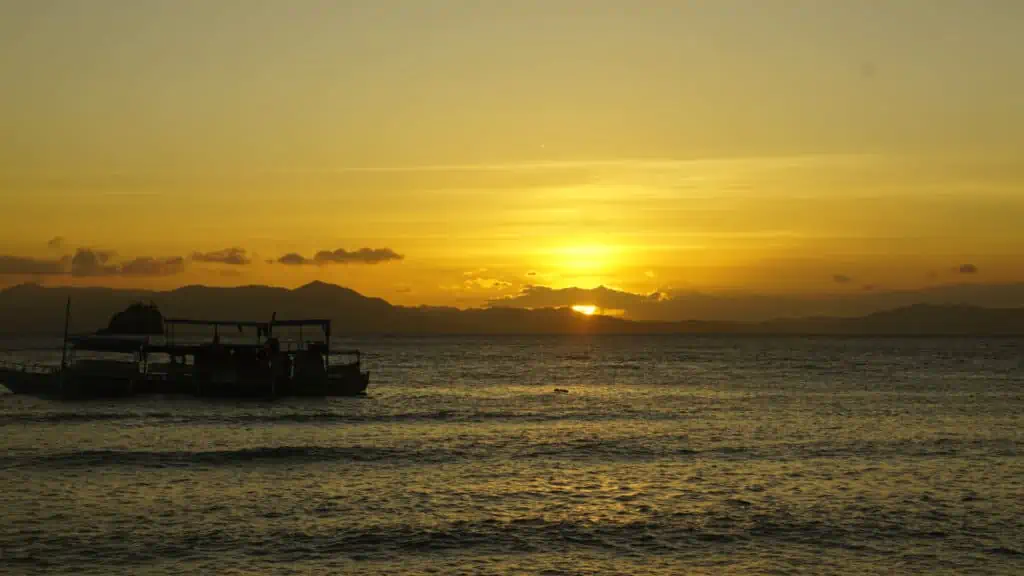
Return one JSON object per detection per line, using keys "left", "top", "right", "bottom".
{"left": 2, "top": 336, "right": 1022, "bottom": 574}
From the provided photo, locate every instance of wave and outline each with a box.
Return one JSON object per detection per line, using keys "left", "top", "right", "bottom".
{"left": 3, "top": 436, "right": 1014, "bottom": 470}
{"left": 2, "top": 509, "right": 991, "bottom": 568}
{"left": 1, "top": 446, "right": 460, "bottom": 470}
{"left": 0, "top": 412, "right": 180, "bottom": 424}
{"left": 0, "top": 408, "right": 686, "bottom": 426}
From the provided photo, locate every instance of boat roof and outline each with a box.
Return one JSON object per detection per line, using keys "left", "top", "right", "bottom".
{"left": 144, "top": 342, "right": 359, "bottom": 355}
{"left": 69, "top": 335, "right": 148, "bottom": 353}
{"left": 164, "top": 318, "right": 331, "bottom": 329}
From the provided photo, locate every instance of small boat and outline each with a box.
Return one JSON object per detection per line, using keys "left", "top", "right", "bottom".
{"left": 0, "top": 299, "right": 143, "bottom": 399}
{"left": 0, "top": 336, "right": 144, "bottom": 399}
{"left": 0, "top": 361, "right": 60, "bottom": 396}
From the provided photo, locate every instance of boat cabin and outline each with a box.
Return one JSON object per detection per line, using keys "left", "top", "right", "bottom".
{"left": 156, "top": 317, "right": 367, "bottom": 397}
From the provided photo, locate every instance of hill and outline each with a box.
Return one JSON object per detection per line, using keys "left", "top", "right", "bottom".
{"left": 1, "top": 282, "right": 1023, "bottom": 336}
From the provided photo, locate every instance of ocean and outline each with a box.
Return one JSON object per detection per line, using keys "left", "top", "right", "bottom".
{"left": 1, "top": 336, "right": 1021, "bottom": 575}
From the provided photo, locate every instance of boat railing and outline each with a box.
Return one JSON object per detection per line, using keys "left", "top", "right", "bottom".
{"left": 279, "top": 340, "right": 316, "bottom": 353}
{"left": 327, "top": 350, "right": 361, "bottom": 367}
{"left": 0, "top": 359, "right": 61, "bottom": 375}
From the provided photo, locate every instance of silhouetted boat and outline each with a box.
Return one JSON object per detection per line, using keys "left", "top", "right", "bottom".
{"left": 0, "top": 301, "right": 371, "bottom": 399}
{"left": 0, "top": 300, "right": 143, "bottom": 399}
{"left": 147, "top": 317, "right": 370, "bottom": 398}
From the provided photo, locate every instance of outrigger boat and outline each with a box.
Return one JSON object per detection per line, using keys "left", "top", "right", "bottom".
{"left": 147, "top": 317, "right": 370, "bottom": 398}
{"left": 0, "top": 300, "right": 143, "bottom": 399}
{"left": 0, "top": 300, "right": 370, "bottom": 399}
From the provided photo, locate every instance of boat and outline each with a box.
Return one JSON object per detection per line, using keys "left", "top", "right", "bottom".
{"left": 0, "top": 300, "right": 144, "bottom": 399}
{"left": 1, "top": 301, "right": 371, "bottom": 399}
{"left": 150, "top": 317, "right": 370, "bottom": 398}
{"left": 0, "top": 361, "right": 60, "bottom": 396}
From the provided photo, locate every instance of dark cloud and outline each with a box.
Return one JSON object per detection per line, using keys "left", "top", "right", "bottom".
{"left": 314, "top": 248, "right": 403, "bottom": 265}
{"left": 278, "top": 248, "right": 404, "bottom": 266}
{"left": 833, "top": 274, "right": 854, "bottom": 284}
{"left": 70, "top": 249, "right": 119, "bottom": 277}
{"left": 277, "top": 253, "right": 309, "bottom": 265}
{"left": 192, "top": 248, "right": 251, "bottom": 265}
{"left": 69, "top": 249, "right": 184, "bottom": 277}
{"left": 2, "top": 250, "right": 181, "bottom": 277}
{"left": 526, "top": 271, "right": 537, "bottom": 277}
{"left": 120, "top": 256, "right": 185, "bottom": 276}
{"left": 0, "top": 255, "right": 69, "bottom": 275}
{"left": 47, "top": 237, "right": 65, "bottom": 249}
{"left": 959, "top": 264, "right": 979, "bottom": 275}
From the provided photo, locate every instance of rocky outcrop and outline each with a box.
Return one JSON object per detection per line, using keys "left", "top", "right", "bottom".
{"left": 98, "top": 302, "right": 165, "bottom": 335}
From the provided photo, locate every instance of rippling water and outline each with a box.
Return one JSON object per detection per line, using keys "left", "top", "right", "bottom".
{"left": 1, "top": 336, "right": 1022, "bottom": 574}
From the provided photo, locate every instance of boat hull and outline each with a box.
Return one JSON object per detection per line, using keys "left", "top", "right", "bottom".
{"left": 286, "top": 371, "right": 370, "bottom": 397}
{"left": 327, "top": 371, "right": 370, "bottom": 396}
{"left": 61, "top": 374, "right": 136, "bottom": 399}
{"left": 0, "top": 367, "right": 135, "bottom": 399}
{"left": 1, "top": 365, "right": 370, "bottom": 399}
{"left": 0, "top": 368, "right": 60, "bottom": 396}
{"left": 193, "top": 371, "right": 277, "bottom": 399}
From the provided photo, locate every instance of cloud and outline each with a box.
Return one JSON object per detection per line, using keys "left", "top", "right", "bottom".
{"left": 192, "top": 248, "right": 251, "bottom": 265}
{"left": 526, "top": 271, "right": 537, "bottom": 277}
{"left": 458, "top": 269, "right": 514, "bottom": 292}
{"left": 47, "top": 237, "right": 65, "bottom": 249}
{"left": 959, "top": 264, "right": 979, "bottom": 275}
{"left": 278, "top": 248, "right": 404, "bottom": 266}
{"left": 70, "top": 249, "right": 119, "bottom": 277}
{"left": 1, "top": 250, "right": 183, "bottom": 277}
{"left": 0, "top": 255, "right": 69, "bottom": 275}
{"left": 314, "top": 248, "right": 403, "bottom": 265}
{"left": 277, "top": 253, "right": 309, "bottom": 265}
{"left": 491, "top": 285, "right": 663, "bottom": 311}
{"left": 833, "top": 274, "right": 854, "bottom": 284}
{"left": 120, "top": 256, "right": 185, "bottom": 276}
{"left": 68, "top": 249, "right": 185, "bottom": 277}
{"left": 465, "top": 277, "right": 512, "bottom": 290}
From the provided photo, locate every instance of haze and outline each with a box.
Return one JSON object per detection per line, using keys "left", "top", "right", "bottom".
{"left": 2, "top": 0, "right": 1022, "bottom": 316}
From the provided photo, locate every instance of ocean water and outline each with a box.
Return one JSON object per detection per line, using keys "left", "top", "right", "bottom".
{"left": 1, "top": 336, "right": 1022, "bottom": 575}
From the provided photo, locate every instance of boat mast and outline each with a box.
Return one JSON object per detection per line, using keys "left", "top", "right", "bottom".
{"left": 60, "top": 296, "right": 70, "bottom": 370}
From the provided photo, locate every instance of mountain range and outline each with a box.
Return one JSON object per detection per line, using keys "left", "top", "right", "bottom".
{"left": 2, "top": 281, "right": 1024, "bottom": 336}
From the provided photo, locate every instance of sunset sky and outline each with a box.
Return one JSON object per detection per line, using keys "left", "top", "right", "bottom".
{"left": 1, "top": 1, "right": 1022, "bottom": 310}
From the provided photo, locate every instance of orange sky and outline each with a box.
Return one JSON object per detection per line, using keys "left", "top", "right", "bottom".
{"left": 2, "top": 1, "right": 1022, "bottom": 309}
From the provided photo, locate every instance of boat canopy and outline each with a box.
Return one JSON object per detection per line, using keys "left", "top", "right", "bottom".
{"left": 163, "top": 318, "right": 332, "bottom": 340}
{"left": 68, "top": 335, "right": 148, "bottom": 353}
{"left": 164, "top": 319, "right": 271, "bottom": 328}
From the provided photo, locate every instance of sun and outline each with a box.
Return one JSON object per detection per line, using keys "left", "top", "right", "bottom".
{"left": 572, "top": 304, "right": 598, "bottom": 316}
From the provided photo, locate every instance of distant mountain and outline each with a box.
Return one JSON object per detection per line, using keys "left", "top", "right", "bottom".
{"left": 492, "top": 282, "right": 1024, "bottom": 322}
{"left": 1, "top": 282, "right": 1023, "bottom": 336}
{"left": 755, "top": 304, "right": 1024, "bottom": 336}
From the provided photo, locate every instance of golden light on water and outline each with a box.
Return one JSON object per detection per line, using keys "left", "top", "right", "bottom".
{"left": 572, "top": 305, "right": 598, "bottom": 316}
